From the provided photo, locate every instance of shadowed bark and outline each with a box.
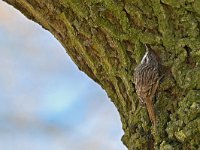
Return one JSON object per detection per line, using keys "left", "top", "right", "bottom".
{"left": 3, "top": 0, "right": 200, "bottom": 149}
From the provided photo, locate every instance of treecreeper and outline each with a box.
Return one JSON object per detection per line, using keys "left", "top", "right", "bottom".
{"left": 134, "top": 44, "right": 162, "bottom": 125}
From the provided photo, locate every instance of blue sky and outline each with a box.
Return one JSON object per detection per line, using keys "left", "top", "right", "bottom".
{"left": 0, "top": 1, "right": 126, "bottom": 150}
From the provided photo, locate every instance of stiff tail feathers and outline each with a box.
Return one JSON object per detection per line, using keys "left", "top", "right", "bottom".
{"left": 145, "top": 97, "right": 156, "bottom": 125}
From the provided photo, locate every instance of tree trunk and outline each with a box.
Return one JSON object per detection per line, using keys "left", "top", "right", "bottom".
{"left": 3, "top": 0, "right": 200, "bottom": 149}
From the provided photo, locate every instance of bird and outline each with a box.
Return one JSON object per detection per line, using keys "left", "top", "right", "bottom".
{"left": 134, "top": 44, "right": 161, "bottom": 125}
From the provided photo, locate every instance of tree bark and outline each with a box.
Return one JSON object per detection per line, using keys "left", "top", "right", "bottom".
{"left": 3, "top": 0, "right": 200, "bottom": 149}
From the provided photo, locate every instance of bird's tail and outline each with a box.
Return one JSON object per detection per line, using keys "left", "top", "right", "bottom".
{"left": 146, "top": 97, "right": 156, "bottom": 125}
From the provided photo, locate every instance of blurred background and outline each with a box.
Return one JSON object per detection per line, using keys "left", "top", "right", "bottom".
{"left": 0, "top": 1, "right": 126, "bottom": 150}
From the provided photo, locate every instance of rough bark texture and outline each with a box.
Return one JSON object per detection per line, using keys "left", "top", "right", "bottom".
{"left": 3, "top": 0, "right": 200, "bottom": 149}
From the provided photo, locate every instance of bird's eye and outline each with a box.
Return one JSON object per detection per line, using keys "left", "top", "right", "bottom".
{"left": 141, "top": 52, "right": 149, "bottom": 63}
{"left": 144, "top": 57, "right": 148, "bottom": 63}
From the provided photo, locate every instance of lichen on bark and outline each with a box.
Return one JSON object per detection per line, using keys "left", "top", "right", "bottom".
{"left": 3, "top": 0, "right": 200, "bottom": 149}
